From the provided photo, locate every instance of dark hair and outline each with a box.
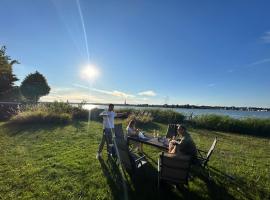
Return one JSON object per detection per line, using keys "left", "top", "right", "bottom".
{"left": 177, "top": 124, "right": 186, "bottom": 131}
{"left": 128, "top": 119, "right": 136, "bottom": 128}
{"left": 109, "top": 104, "right": 114, "bottom": 107}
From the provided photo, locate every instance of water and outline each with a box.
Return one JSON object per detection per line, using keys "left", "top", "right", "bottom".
{"left": 83, "top": 104, "right": 270, "bottom": 119}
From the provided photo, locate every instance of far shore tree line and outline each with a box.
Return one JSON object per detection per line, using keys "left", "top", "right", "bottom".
{"left": 0, "top": 46, "right": 50, "bottom": 103}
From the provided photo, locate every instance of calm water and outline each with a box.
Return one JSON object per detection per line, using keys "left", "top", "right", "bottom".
{"left": 83, "top": 104, "right": 270, "bottom": 119}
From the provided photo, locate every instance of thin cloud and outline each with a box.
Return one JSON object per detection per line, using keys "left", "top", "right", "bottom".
{"left": 73, "top": 84, "right": 135, "bottom": 98}
{"left": 207, "top": 83, "right": 216, "bottom": 87}
{"left": 41, "top": 87, "right": 104, "bottom": 102}
{"left": 138, "top": 90, "right": 157, "bottom": 97}
{"left": 91, "top": 88, "right": 135, "bottom": 98}
{"left": 249, "top": 58, "right": 270, "bottom": 66}
{"left": 72, "top": 83, "right": 89, "bottom": 89}
{"left": 261, "top": 31, "right": 270, "bottom": 43}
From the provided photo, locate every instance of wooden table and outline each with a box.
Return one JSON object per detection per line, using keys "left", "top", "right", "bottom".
{"left": 127, "top": 135, "right": 169, "bottom": 151}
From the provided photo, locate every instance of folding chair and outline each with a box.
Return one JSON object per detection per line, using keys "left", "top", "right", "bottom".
{"left": 166, "top": 124, "right": 178, "bottom": 139}
{"left": 195, "top": 137, "right": 218, "bottom": 178}
{"left": 114, "top": 123, "right": 125, "bottom": 139}
{"left": 197, "top": 137, "right": 217, "bottom": 168}
{"left": 158, "top": 152, "right": 191, "bottom": 188}
{"left": 114, "top": 137, "right": 147, "bottom": 174}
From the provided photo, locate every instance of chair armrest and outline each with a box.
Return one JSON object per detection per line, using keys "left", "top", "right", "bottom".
{"left": 135, "top": 155, "right": 146, "bottom": 163}
{"left": 158, "top": 158, "right": 160, "bottom": 172}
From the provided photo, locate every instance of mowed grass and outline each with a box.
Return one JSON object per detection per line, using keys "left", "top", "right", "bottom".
{"left": 0, "top": 120, "right": 269, "bottom": 200}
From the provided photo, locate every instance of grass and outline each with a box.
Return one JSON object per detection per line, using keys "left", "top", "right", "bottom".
{"left": 0, "top": 120, "right": 269, "bottom": 200}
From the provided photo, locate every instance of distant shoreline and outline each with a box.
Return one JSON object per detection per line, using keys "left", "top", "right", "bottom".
{"left": 1, "top": 101, "right": 269, "bottom": 112}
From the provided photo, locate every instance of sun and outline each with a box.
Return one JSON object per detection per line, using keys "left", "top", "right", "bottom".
{"left": 80, "top": 64, "right": 99, "bottom": 81}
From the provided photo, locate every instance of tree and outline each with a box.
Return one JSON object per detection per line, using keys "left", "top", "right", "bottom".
{"left": 0, "top": 46, "right": 19, "bottom": 98}
{"left": 20, "top": 71, "right": 50, "bottom": 102}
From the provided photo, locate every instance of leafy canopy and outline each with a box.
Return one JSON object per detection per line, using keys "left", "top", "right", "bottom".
{"left": 0, "top": 46, "right": 19, "bottom": 94}
{"left": 20, "top": 71, "right": 50, "bottom": 102}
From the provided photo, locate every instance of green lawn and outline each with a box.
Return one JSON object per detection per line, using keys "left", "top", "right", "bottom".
{"left": 0, "top": 120, "right": 269, "bottom": 200}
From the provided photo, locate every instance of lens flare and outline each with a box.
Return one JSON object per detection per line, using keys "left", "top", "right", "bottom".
{"left": 80, "top": 64, "right": 99, "bottom": 81}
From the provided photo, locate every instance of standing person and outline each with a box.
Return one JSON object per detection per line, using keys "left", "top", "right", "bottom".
{"left": 96, "top": 104, "right": 125, "bottom": 159}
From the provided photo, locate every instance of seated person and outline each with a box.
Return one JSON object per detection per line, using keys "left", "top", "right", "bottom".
{"left": 168, "top": 124, "right": 197, "bottom": 159}
{"left": 126, "top": 119, "right": 143, "bottom": 153}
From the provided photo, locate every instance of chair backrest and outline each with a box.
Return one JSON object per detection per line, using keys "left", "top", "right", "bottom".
{"left": 113, "top": 138, "right": 132, "bottom": 171}
{"left": 204, "top": 137, "right": 217, "bottom": 166}
{"left": 160, "top": 152, "right": 191, "bottom": 184}
{"left": 166, "top": 124, "right": 177, "bottom": 138}
{"left": 114, "top": 123, "right": 125, "bottom": 139}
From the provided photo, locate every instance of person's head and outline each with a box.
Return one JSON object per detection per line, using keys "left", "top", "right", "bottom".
{"left": 128, "top": 119, "right": 136, "bottom": 128}
{"left": 108, "top": 104, "right": 114, "bottom": 111}
{"left": 177, "top": 124, "right": 186, "bottom": 136}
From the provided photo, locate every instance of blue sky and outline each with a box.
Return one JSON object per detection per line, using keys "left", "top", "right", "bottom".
{"left": 1, "top": 0, "right": 270, "bottom": 107}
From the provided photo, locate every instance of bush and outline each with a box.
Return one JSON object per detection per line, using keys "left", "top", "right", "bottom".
{"left": 0, "top": 104, "right": 19, "bottom": 120}
{"left": 150, "top": 109, "right": 185, "bottom": 124}
{"left": 7, "top": 111, "right": 71, "bottom": 125}
{"left": 192, "top": 114, "right": 270, "bottom": 137}
{"left": 9, "top": 102, "right": 104, "bottom": 124}
{"left": 21, "top": 102, "right": 74, "bottom": 114}
{"left": 72, "top": 107, "right": 103, "bottom": 121}
{"left": 126, "top": 111, "right": 153, "bottom": 125}
{"left": 123, "top": 108, "right": 185, "bottom": 125}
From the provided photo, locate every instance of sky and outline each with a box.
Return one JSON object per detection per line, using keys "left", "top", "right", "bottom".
{"left": 1, "top": 0, "right": 270, "bottom": 107}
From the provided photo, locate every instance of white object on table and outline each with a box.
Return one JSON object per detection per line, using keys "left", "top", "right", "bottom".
{"left": 138, "top": 131, "right": 146, "bottom": 139}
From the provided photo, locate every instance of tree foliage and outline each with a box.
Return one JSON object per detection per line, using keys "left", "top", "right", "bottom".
{"left": 0, "top": 46, "right": 19, "bottom": 97}
{"left": 20, "top": 71, "right": 50, "bottom": 102}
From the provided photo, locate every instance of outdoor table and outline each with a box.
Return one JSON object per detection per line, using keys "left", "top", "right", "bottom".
{"left": 127, "top": 135, "right": 169, "bottom": 151}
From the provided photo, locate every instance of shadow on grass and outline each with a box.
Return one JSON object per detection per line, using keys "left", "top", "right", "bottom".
{"left": 99, "top": 154, "right": 237, "bottom": 200}
{"left": 98, "top": 157, "right": 124, "bottom": 200}
{"left": 206, "top": 166, "right": 269, "bottom": 200}
{"left": 2, "top": 122, "right": 68, "bottom": 136}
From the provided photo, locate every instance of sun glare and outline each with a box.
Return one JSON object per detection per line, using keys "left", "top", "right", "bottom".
{"left": 80, "top": 64, "right": 99, "bottom": 81}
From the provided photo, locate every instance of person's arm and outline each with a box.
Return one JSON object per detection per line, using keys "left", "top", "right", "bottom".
{"left": 127, "top": 127, "right": 137, "bottom": 136}
{"left": 174, "top": 138, "right": 188, "bottom": 152}
{"left": 115, "top": 112, "right": 127, "bottom": 118}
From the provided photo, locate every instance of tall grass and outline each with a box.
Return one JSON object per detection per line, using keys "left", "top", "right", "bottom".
{"left": 116, "top": 108, "right": 185, "bottom": 124}
{"left": 192, "top": 114, "right": 270, "bottom": 137}
{"left": 8, "top": 102, "right": 106, "bottom": 125}
{"left": 8, "top": 111, "right": 71, "bottom": 125}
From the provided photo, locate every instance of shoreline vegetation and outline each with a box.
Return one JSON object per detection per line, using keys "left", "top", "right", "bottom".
{"left": 2, "top": 102, "right": 270, "bottom": 137}
{"left": 0, "top": 101, "right": 270, "bottom": 112}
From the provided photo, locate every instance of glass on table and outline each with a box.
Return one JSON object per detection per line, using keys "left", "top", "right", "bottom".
{"left": 156, "top": 131, "right": 159, "bottom": 138}
{"left": 153, "top": 130, "right": 156, "bottom": 138}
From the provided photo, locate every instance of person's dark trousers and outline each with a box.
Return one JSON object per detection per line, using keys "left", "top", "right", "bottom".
{"left": 98, "top": 128, "right": 114, "bottom": 154}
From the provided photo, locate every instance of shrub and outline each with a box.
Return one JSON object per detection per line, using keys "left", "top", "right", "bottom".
{"left": 126, "top": 111, "right": 153, "bottom": 125}
{"left": 72, "top": 107, "right": 103, "bottom": 121}
{"left": 11, "top": 102, "right": 105, "bottom": 124}
{"left": 0, "top": 104, "right": 19, "bottom": 120}
{"left": 124, "top": 108, "right": 185, "bottom": 125}
{"left": 7, "top": 111, "right": 71, "bottom": 125}
{"left": 150, "top": 109, "right": 185, "bottom": 124}
{"left": 192, "top": 114, "right": 270, "bottom": 137}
